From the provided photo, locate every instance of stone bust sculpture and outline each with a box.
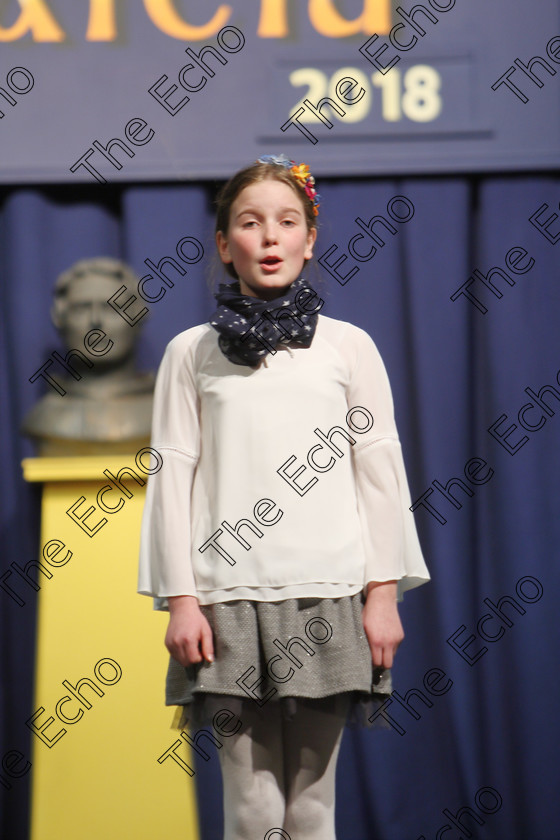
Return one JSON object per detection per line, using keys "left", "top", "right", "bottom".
{"left": 22, "top": 257, "right": 155, "bottom": 455}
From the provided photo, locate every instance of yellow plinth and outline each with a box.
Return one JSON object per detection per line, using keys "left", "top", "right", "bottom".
{"left": 22, "top": 455, "right": 200, "bottom": 840}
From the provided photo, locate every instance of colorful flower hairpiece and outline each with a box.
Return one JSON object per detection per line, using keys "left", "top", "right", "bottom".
{"left": 257, "top": 154, "right": 321, "bottom": 216}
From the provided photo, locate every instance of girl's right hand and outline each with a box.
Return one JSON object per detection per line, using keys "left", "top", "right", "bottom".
{"left": 165, "top": 595, "right": 215, "bottom": 667}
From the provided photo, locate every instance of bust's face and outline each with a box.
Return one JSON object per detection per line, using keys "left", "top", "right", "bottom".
{"left": 57, "top": 274, "right": 138, "bottom": 367}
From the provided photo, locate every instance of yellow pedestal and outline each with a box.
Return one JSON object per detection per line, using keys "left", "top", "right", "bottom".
{"left": 22, "top": 455, "right": 200, "bottom": 840}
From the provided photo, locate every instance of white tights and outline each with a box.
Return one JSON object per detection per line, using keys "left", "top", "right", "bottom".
{"left": 216, "top": 694, "right": 351, "bottom": 840}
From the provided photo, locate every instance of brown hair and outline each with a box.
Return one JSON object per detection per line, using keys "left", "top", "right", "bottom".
{"left": 214, "top": 161, "right": 319, "bottom": 281}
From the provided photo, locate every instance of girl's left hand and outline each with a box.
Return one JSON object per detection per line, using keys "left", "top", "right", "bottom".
{"left": 362, "top": 581, "right": 404, "bottom": 669}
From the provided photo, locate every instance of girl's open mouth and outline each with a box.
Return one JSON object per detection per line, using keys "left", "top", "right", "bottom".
{"left": 260, "top": 257, "right": 283, "bottom": 271}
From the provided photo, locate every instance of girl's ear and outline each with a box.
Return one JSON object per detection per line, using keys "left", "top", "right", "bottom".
{"left": 304, "top": 227, "right": 317, "bottom": 261}
{"left": 216, "top": 231, "right": 233, "bottom": 264}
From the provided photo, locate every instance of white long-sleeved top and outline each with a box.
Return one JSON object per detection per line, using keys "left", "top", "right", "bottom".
{"left": 138, "top": 314, "right": 430, "bottom": 608}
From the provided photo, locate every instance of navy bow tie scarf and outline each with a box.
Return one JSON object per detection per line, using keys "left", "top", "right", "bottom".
{"left": 209, "top": 277, "right": 320, "bottom": 367}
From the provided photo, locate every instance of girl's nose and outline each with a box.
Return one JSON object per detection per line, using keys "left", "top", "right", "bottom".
{"left": 262, "top": 223, "right": 278, "bottom": 244}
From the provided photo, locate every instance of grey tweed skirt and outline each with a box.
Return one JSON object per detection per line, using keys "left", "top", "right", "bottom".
{"left": 165, "top": 590, "right": 393, "bottom": 731}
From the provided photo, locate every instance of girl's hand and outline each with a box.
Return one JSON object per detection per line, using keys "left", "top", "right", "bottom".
{"left": 362, "top": 581, "right": 404, "bottom": 670}
{"left": 165, "top": 595, "right": 215, "bottom": 667}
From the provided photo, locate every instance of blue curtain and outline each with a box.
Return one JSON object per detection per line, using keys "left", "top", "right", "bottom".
{"left": 1, "top": 173, "right": 559, "bottom": 840}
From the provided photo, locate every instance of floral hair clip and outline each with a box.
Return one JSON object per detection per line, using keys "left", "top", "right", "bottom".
{"left": 257, "top": 154, "right": 321, "bottom": 216}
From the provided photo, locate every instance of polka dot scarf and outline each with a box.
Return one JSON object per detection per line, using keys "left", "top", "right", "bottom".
{"left": 209, "top": 278, "right": 320, "bottom": 367}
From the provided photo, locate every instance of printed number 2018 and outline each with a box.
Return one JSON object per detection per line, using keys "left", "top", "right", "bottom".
{"left": 289, "top": 65, "right": 442, "bottom": 123}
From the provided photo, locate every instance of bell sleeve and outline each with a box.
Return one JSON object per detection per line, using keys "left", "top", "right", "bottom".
{"left": 345, "top": 326, "right": 430, "bottom": 601}
{"left": 137, "top": 332, "right": 201, "bottom": 610}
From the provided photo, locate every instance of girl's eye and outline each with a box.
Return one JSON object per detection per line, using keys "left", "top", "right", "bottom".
{"left": 243, "top": 220, "right": 258, "bottom": 228}
{"left": 282, "top": 219, "right": 296, "bottom": 227}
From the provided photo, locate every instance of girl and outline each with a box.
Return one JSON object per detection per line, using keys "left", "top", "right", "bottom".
{"left": 138, "top": 154, "right": 430, "bottom": 840}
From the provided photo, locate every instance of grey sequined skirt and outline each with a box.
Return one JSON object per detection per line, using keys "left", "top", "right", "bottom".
{"left": 165, "top": 590, "right": 393, "bottom": 731}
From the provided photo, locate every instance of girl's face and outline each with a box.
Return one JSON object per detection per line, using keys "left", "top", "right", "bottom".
{"left": 216, "top": 179, "right": 317, "bottom": 301}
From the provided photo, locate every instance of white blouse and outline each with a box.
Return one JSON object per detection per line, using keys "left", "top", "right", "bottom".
{"left": 137, "top": 313, "right": 430, "bottom": 607}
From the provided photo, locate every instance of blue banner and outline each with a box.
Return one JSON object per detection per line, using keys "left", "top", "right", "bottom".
{"left": 0, "top": 0, "right": 558, "bottom": 182}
